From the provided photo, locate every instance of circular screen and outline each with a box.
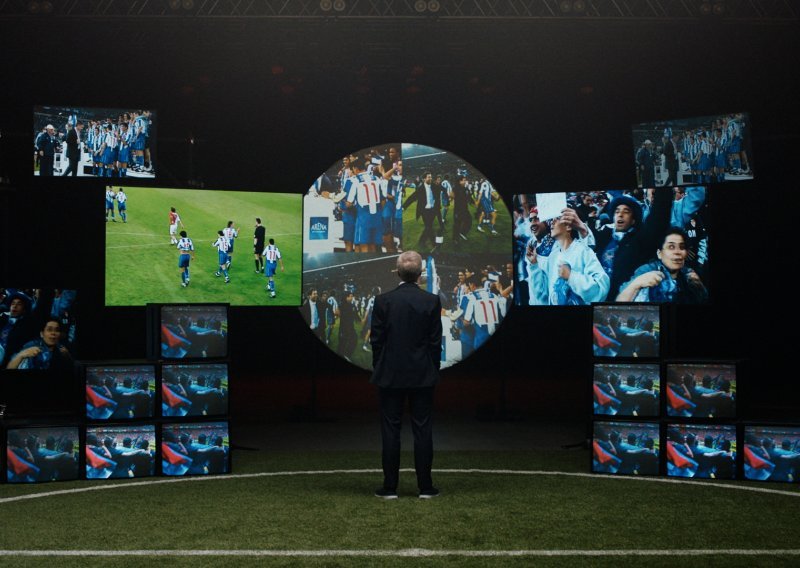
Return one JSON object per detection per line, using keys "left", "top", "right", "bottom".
{"left": 301, "top": 143, "right": 512, "bottom": 370}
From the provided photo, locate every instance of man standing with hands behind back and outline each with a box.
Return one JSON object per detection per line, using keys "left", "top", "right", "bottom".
{"left": 370, "top": 251, "right": 443, "bottom": 499}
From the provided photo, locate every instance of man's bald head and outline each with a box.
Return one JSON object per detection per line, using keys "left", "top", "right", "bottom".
{"left": 397, "top": 251, "right": 423, "bottom": 283}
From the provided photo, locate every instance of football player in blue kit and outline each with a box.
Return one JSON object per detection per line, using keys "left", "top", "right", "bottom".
{"left": 212, "top": 230, "right": 231, "bottom": 283}
{"left": 177, "top": 230, "right": 195, "bottom": 287}
{"left": 262, "top": 238, "right": 285, "bottom": 298}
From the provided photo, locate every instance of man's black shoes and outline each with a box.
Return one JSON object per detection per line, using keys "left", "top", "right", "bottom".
{"left": 374, "top": 487, "right": 398, "bottom": 500}
{"left": 418, "top": 487, "right": 440, "bottom": 499}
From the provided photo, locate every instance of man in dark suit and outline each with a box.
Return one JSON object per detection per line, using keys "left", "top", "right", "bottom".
{"left": 61, "top": 122, "right": 83, "bottom": 177}
{"left": 299, "top": 288, "right": 326, "bottom": 343}
{"left": 370, "top": 251, "right": 443, "bottom": 499}
{"left": 404, "top": 172, "right": 441, "bottom": 252}
{"left": 662, "top": 134, "right": 680, "bottom": 187}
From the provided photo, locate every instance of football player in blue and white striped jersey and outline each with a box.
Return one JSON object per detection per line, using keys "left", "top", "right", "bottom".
{"left": 177, "top": 231, "right": 195, "bottom": 287}
{"left": 212, "top": 230, "right": 231, "bottom": 283}
{"left": 262, "top": 238, "right": 285, "bottom": 298}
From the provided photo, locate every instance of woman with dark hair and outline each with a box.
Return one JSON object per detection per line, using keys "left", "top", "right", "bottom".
{"left": 616, "top": 227, "right": 708, "bottom": 304}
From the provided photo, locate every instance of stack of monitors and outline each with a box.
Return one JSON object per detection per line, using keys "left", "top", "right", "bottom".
{"left": 148, "top": 303, "right": 231, "bottom": 478}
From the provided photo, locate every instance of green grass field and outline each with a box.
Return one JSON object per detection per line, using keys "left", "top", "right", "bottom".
{"left": 402, "top": 199, "right": 512, "bottom": 255}
{"left": 2, "top": 449, "right": 799, "bottom": 567}
{"left": 105, "top": 187, "right": 302, "bottom": 306}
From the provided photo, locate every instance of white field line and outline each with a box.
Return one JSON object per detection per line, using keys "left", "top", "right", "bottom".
{"left": 1, "top": 549, "right": 799, "bottom": 558}
{"left": 2, "top": 468, "right": 799, "bottom": 506}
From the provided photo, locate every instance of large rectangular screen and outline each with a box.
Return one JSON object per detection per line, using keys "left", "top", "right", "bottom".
{"left": 105, "top": 186, "right": 301, "bottom": 306}
{"left": 632, "top": 112, "right": 752, "bottom": 187}
{"left": 34, "top": 105, "right": 156, "bottom": 178}
{"left": 512, "top": 189, "right": 709, "bottom": 306}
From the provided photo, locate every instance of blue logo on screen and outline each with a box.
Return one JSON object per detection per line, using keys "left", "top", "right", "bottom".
{"left": 310, "top": 217, "right": 329, "bottom": 240}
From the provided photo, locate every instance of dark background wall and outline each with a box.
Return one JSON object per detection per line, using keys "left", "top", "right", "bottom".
{"left": 1, "top": 14, "right": 797, "bottom": 422}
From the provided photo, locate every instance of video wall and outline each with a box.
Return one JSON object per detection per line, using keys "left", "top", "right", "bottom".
{"left": 301, "top": 143, "right": 513, "bottom": 370}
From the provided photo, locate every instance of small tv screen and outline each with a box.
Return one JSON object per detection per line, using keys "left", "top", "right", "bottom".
{"left": 593, "top": 304, "right": 660, "bottom": 358}
{"left": 85, "top": 364, "right": 155, "bottom": 420}
{"left": 33, "top": 105, "right": 155, "bottom": 178}
{"left": 151, "top": 304, "right": 228, "bottom": 360}
{"left": 105, "top": 186, "right": 302, "bottom": 306}
{"left": 632, "top": 112, "right": 752, "bottom": 188}
{"left": 743, "top": 426, "right": 800, "bottom": 483}
{"left": 85, "top": 424, "right": 156, "bottom": 479}
{"left": 161, "top": 421, "right": 230, "bottom": 476}
{"left": 6, "top": 426, "right": 79, "bottom": 483}
{"left": 1, "top": 288, "right": 77, "bottom": 371}
{"left": 592, "top": 420, "right": 660, "bottom": 476}
{"left": 161, "top": 363, "right": 229, "bottom": 417}
{"left": 666, "top": 424, "right": 737, "bottom": 480}
{"left": 511, "top": 189, "right": 710, "bottom": 306}
{"left": 665, "top": 363, "right": 736, "bottom": 418}
{"left": 593, "top": 363, "right": 660, "bottom": 417}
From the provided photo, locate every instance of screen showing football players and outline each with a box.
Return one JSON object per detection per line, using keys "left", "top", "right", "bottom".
{"left": 34, "top": 105, "right": 156, "bottom": 178}
{"left": 631, "top": 112, "right": 752, "bottom": 188}
{"left": 301, "top": 143, "right": 513, "bottom": 371}
{"left": 105, "top": 186, "right": 301, "bottom": 306}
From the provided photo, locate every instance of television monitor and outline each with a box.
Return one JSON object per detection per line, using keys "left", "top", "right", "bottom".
{"left": 743, "top": 426, "right": 800, "bottom": 483}
{"left": 161, "top": 421, "right": 230, "bottom": 476}
{"left": 592, "top": 420, "right": 660, "bottom": 476}
{"left": 161, "top": 363, "right": 229, "bottom": 417}
{"left": 593, "top": 363, "right": 660, "bottom": 417}
{"left": 33, "top": 105, "right": 156, "bottom": 178}
{"left": 1, "top": 288, "right": 77, "bottom": 371}
{"left": 665, "top": 363, "right": 736, "bottom": 418}
{"left": 6, "top": 426, "right": 80, "bottom": 483}
{"left": 147, "top": 304, "right": 228, "bottom": 361}
{"left": 85, "top": 424, "right": 156, "bottom": 479}
{"left": 85, "top": 363, "right": 155, "bottom": 420}
{"left": 104, "top": 185, "right": 302, "bottom": 306}
{"left": 592, "top": 304, "right": 661, "bottom": 358}
{"left": 631, "top": 112, "right": 752, "bottom": 188}
{"left": 511, "top": 190, "right": 710, "bottom": 306}
{"left": 666, "top": 424, "right": 736, "bottom": 480}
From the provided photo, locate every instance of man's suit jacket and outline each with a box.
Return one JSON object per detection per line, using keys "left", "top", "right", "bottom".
{"left": 369, "top": 282, "right": 442, "bottom": 388}
{"left": 404, "top": 183, "right": 441, "bottom": 221}
{"left": 65, "top": 128, "right": 79, "bottom": 160}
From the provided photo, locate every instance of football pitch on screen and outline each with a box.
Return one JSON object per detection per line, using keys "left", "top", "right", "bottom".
{"left": 2, "top": 450, "right": 799, "bottom": 567}
{"left": 105, "top": 187, "right": 302, "bottom": 306}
